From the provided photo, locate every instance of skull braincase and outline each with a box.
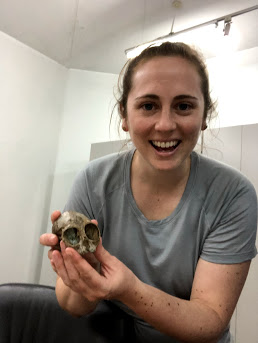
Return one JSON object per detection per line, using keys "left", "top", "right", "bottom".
{"left": 52, "top": 211, "right": 100, "bottom": 254}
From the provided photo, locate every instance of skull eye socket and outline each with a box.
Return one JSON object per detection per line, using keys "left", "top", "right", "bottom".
{"left": 63, "top": 228, "right": 80, "bottom": 246}
{"left": 85, "top": 223, "right": 99, "bottom": 241}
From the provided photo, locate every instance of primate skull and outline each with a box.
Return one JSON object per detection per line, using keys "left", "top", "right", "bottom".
{"left": 52, "top": 211, "right": 100, "bottom": 254}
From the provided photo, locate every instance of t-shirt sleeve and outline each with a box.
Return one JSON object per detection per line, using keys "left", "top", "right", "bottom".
{"left": 201, "top": 177, "right": 258, "bottom": 264}
{"left": 63, "top": 167, "right": 95, "bottom": 220}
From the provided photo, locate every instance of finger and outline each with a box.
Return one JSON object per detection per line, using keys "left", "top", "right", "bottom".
{"left": 60, "top": 242, "right": 81, "bottom": 282}
{"left": 50, "top": 259, "right": 57, "bottom": 273}
{"left": 65, "top": 247, "right": 107, "bottom": 301}
{"left": 48, "top": 247, "right": 60, "bottom": 260}
{"left": 51, "top": 210, "right": 61, "bottom": 224}
{"left": 66, "top": 247, "right": 101, "bottom": 283}
{"left": 60, "top": 240, "right": 67, "bottom": 252}
{"left": 94, "top": 239, "right": 113, "bottom": 265}
{"left": 82, "top": 252, "right": 100, "bottom": 270}
{"left": 91, "top": 219, "right": 98, "bottom": 226}
{"left": 52, "top": 250, "right": 70, "bottom": 284}
{"left": 40, "top": 233, "right": 58, "bottom": 246}
{"left": 48, "top": 249, "right": 54, "bottom": 260}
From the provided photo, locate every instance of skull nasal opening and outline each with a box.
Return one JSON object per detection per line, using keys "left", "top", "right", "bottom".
{"left": 63, "top": 228, "right": 80, "bottom": 246}
{"left": 85, "top": 223, "right": 99, "bottom": 240}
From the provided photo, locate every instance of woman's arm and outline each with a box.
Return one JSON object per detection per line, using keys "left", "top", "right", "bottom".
{"left": 119, "top": 258, "right": 250, "bottom": 342}
{"left": 57, "top": 241, "right": 251, "bottom": 342}
{"left": 55, "top": 275, "right": 98, "bottom": 316}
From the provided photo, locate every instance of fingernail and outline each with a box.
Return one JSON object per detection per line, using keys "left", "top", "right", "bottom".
{"left": 60, "top": 241, "right": 66, "bottom": 253}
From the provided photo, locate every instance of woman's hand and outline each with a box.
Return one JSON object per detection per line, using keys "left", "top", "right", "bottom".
{"left": 51, "top": 238, "right": 138, "bottom": 303}
{"left": 39, "top": 210, "right": 136, "bottom": 304}
{"left": 39, "top": 210, "right": 61, "bottom": 273}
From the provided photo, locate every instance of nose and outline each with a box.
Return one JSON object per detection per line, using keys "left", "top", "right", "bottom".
{"left": 155, "top": 108, "right": 177, "bottom": 132}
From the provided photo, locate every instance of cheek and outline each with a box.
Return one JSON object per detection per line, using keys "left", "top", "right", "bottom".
{"left": 127, "top": 116, "right": 153, "bottom": 135}
{"left": 181, "top": 118, "right": 203, "bottom": 138}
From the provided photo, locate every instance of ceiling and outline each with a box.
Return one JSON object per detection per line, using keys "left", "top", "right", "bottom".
{"left": 0, "top": 0, "right": 257, "bottom": 74}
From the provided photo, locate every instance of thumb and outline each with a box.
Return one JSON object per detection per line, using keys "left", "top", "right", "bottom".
{"left": 94, "top": 238, "right": 113, "bottom": 264}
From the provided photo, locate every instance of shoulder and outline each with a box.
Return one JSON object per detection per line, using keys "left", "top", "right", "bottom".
{"left": 87, "top": 149, "right": 130, "bottom": 171}
{"left": 194, "top": 151, "right": 256, "bottom": 196}
{"left": 64, "top": 149, "right": 134, "bottom": 218}
{"left": 196, "top": 151, "right": 240, "bottom": 178}
{"left": 192, "top": 152, "right": 257, "bottom": 225}
{"left": 76, "top": 148, "right": 133, "bottom": 192}
{"left": 193, "top": 151, "right": 257, "bottom": 223}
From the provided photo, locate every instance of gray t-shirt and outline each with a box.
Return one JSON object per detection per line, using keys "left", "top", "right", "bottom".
{"left": 64, "top": 149, "right": 257, "bottom": 343}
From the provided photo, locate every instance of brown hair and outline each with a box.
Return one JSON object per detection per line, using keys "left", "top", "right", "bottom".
{"left": 115, "top": 42, "right": 216, "bottom": 127}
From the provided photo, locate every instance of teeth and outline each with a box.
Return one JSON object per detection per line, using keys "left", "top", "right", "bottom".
{"left": 152, "top": 140, "right": 178, "bottom": 148}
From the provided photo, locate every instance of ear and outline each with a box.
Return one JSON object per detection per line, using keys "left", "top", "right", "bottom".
{"left": 122, "top": 117, "right": 129, "bottom": 132}
{"left": 119, "top": 104, "right": 129, "bottom": 132}
{"left": 201, "top": 120, "right": 207, "bottom": 131}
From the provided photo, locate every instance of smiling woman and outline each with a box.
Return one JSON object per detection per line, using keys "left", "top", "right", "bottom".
{"left": 40, "top": 42, "right": 257, "bottom": 343}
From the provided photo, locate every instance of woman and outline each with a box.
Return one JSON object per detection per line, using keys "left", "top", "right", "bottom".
{"left": 40, "top": 42, "right": 257, "bottom": 342}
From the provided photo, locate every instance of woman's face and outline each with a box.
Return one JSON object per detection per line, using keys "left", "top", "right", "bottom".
{"left": 122, "top": 56, "right": 206, "bottom": 173}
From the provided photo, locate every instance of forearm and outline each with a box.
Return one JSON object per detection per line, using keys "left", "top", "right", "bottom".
{"left": 119, "top": 278, "right": 224, "bottom": 343}
{"left": 55, "top": 276, "right": 99, "bottom": 317}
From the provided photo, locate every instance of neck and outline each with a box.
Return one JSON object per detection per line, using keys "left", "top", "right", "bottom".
{"left": 131, "top": 151, "right": 191, "bottom": 193}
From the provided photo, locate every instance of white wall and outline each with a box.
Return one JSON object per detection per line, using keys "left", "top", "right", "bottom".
{"left": 39, "top": 69, "right": 121, "bottom": 285}
{"left": 54, "top": 69, "right": 120, "bottom": 173}
{"left": 207, "top": 46, "right": 258, "bottom": 128}
{"left": 0, "top": 31, "right": 68, "bottom": 283}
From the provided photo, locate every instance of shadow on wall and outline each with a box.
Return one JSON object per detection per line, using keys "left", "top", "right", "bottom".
{"left": 29, "top": 173, "right": 55, "bottom": 285}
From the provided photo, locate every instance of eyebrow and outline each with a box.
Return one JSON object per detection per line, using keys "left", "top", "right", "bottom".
{"left": 174, "top": 94, "right": 199, "bottom": 101}
{"left": 135, "top": 94, "right": 199, "bottom": 101}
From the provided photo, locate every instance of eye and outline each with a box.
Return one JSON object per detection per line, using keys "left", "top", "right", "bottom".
{"left": 177, "top": 103, "right": 192, "bottom": 111}
{"left": 142, "top": 103, "right": 155, "bottom": 111}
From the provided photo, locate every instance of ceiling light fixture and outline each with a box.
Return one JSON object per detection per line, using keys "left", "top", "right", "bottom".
{"left": 125, "top": 5, "right": 258, "bottom": 59}
{"left": 223, "top": 16, "right": 232, "bottom": 36}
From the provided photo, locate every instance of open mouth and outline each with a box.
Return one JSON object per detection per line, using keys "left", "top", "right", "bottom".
{"left": 150, "top": 140, "right": 181, "bottom": 152}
